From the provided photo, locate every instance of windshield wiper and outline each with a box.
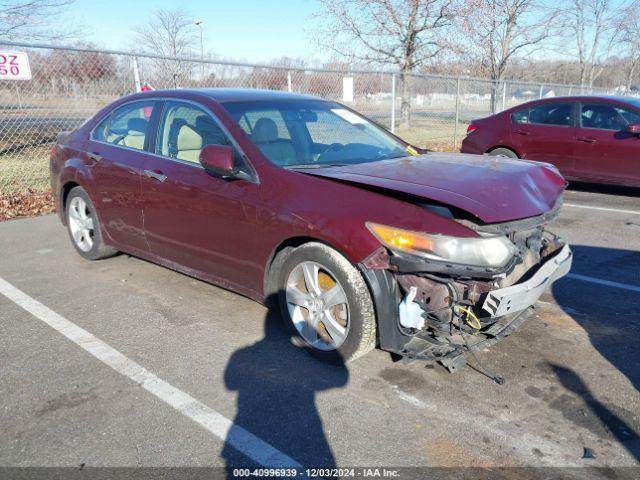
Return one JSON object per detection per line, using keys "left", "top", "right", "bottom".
{"left": 286, "top": 163, "right": 350, "bottom": 169}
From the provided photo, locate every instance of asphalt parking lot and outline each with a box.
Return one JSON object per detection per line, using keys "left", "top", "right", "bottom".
{"left": 1, "top": 184, "right": 639, "bottom": 477}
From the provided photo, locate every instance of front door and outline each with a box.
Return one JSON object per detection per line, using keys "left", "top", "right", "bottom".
{"left": 140, "top": 100, "right": 263, "bottom": 295}
{"left": 509, "top": 101, "right": 576, "bottom": 175}
{"left": 574, "top": 102, "right": 640, "bottom": 185}
{"left": 88, "top": 100, "right": 158, "bottom": 253}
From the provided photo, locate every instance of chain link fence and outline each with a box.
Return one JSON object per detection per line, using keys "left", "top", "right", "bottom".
{"left": 0, "top": 41, "right": 621, "bottom": 194}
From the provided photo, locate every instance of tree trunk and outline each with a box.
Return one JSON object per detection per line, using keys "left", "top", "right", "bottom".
{"left": 399, "top": 72, "right": 411, "bottom": 129}
{"left": 490, "top": 81, "right": 498, "bottom": 114}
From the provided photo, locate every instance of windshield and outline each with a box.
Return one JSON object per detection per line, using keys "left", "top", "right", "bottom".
{"left": 221, "top": 99, "right": 410, "bottom": 167}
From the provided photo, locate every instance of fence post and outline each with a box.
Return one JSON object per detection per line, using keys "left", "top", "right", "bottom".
{"left": 538, "top": 84, "right": 543, "bottom": 99}
{"left": 501, "top": 81, "right": 507, "bottom": 111}
{"left": 132, "top": 56, "right": 141, "bottom": 92}
{"left": 390, "top": 74, "right": 396, "bottom": 133}
{"left": 453, "top": 76, "right": 460, "bottom": 149}
{"left": 287, "top": 72, "right": 292, "bottom": 92}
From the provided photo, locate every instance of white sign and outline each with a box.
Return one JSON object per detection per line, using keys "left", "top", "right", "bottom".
{"left": 331, "top": 108, "right": 366, "bottom": 124}
{"left": 342, "top": 76, "right": 354, "bottom": 103}
{"left": 0, "top": 51, "right": 32, "bottom": 80}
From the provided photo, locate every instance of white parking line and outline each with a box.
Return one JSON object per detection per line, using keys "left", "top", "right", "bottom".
{"left": 0, "top": 276, "right": 301, "bottom": 469}
{"left": 564, "top": 203, "right": 640, "bottom": 215}
{"left": 566, "top": 273, "right": 640, "bottom": 293}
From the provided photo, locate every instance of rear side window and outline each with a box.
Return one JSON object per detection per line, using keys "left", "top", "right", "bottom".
{"left": 581, "top": 103, "right": 640, "bottom": 131}
{"left": 512, "top": 103, "right": 573, "bottom": 127}
{"left": 156, "top": 101, "right": 233, "bottom": 164}
{"left": 93, "top": 101, "right": 155, "bottom": 150}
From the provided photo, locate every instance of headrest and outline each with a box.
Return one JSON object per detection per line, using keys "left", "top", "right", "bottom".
{"left": 127, "top": 118, "right": 148, "bottom": 133}
{"left": 177, "top": 124, "right": 203, "bottom": 151}
{"left": 252, "top": 117, "right": 278, "bottom": 143}
{"left": 195, "top": 115, "right": 227, "bottom": 145}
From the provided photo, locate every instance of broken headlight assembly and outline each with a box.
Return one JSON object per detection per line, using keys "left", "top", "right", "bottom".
{"left": 366, "top": 222, "right": 518, "bottom": 269}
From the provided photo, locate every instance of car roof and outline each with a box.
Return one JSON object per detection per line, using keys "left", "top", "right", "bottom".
{"left": 134, "top": 88, "right": 323, "bottom": 103}
{"left": 526, "top": 95, "right": 640, "bottom": 106}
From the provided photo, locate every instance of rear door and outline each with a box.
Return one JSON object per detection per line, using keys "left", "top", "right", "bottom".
{"left": 509, "top": 101, "right": 576, "bottom": 175}
{"left": 140, "top": 100, "right": 263, "bottom": 294}
{"left": 89, "top": 100, "right": 158, "bottom": 253}
{"left": 574, "top": 102, "right": 640, "bottom": 185}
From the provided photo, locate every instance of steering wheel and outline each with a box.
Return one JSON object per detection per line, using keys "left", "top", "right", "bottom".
{"left": 112, "top": 134, "right": 127, "bottom": 145}
{"left": 318, "top": 143, "right": 344, "bottom": 161}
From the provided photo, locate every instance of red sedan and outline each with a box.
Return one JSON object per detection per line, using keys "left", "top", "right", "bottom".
{"left": 461, "top": 96, "right": 640, "bottom": 187}
{"left": 50, "top": 89, "right": 572, "bottom": 370}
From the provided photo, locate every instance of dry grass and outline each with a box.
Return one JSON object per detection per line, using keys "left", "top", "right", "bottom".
{"left": 0, "top": 145, "right": 52, "bottom": 194}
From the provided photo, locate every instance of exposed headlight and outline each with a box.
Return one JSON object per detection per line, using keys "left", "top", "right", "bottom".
{"left": 366, "top": 222, "right": 517, "bottom": 269}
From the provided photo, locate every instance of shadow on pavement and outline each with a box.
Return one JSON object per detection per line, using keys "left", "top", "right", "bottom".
{"left": 549, "top": 364, "right": 640, "bottom": 462}
{"left": 551, "top": 244, "right": 640, "bottom": 461}
{"left": 221, "top": 294, "right": 349, "bottom": 471}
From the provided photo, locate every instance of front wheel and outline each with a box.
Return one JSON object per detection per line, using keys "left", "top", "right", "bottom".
{"left": 277, "top": 242, "right": 376, "bottom": 363}
{"left": 66, "top": 186, "right": 117, "bottom": 260}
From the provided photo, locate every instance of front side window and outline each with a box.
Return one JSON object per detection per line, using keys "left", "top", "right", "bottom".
{"left": 512, "top": 103, "right": 573, "bottom": 127}
{"left": 93, "top": 101, "right": 155, "bottom": 150}
{"left": 581, "top": 103, "right": 640, "bottom": 131}
{"left": 157, "top": 101, "right": 233, "bottom": 164}
{"left": 223, "top": 99, "right": 409, "bottom": 167}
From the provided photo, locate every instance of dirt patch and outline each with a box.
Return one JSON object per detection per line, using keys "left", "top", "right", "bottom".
{"left": 36, "top": 388, "right": 97, "bottom": 417}
{"left": 379, "top": 367, "right": 427, "bottom": 395}
{"left": 0, "top": 189, "right": 55, "bottom": 221}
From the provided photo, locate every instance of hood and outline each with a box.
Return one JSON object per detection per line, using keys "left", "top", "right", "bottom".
{"left": 292, "top": 153, "right": 566, "bottom": 224}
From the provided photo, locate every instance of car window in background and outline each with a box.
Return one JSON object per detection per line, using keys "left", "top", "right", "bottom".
{"left": 222, "top": 99, "right": 409, "bottom": 167}
{"left": 512, "top": 103, "right": 573, "bottom": 127}
{"left": 157, "top": 101, "right": 233, "bottom": 164}
{"left": 93, "top": 101, "right": 155, "bottom": 150}
{"left": 581, "top": 103, "right": 640, "bottom": 130}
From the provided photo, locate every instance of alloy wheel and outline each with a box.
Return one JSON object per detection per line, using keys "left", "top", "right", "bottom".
{"left": 68, "top": 196, "right": 95, "bottom": 252}
{"left": 285, "top": 261, "right": 350, "bottom": 351}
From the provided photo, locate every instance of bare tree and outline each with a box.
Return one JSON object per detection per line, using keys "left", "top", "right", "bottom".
{"left": 619, "top": 3, "right": 640, "bottom": 91}
{"left": 135, "top": 8, "right": 197, "bottom": 87}
{"left": 460, "top": 0, "right": 556, "bottom": 112}
{"left": 564, "top": 0, "right": 624, "bottom": 87}
{"left": 0, "top": 0, "right": 78, "bottom": 41}
{"left": 312, "top": 0, "right": 458, "bottom": 128}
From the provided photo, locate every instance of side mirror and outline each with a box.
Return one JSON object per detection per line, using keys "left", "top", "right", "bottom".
{"left": 628, "top": 123, "right": 640, "bottom": 136}
{"left": 200, "top": 144, "right": 235, "bottom": 178}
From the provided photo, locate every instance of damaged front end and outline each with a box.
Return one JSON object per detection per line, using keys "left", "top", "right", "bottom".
{"left": 359, "top": 202, "right": 572, "bottom": 372}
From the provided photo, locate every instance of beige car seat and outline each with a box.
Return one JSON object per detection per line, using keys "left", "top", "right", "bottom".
{"left": 251, "top": 118, "right": 295, "bottom": 165}
{"left": 175, "top": 124, "right": 203, "bottom": 163}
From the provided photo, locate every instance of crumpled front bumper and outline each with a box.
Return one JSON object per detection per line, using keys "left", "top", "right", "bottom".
{"left": 482, "top": 244, "right": 573, "bottom": 317}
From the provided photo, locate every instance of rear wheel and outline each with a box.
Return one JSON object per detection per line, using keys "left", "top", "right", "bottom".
{"left": 488, "top": 147, "right": 518, "bottom": 158}
{"left": 277, "top": 242, "right": 376, "bottom": 363}
{"left": 66, "top": 186, "right": 117, "bottom": 260}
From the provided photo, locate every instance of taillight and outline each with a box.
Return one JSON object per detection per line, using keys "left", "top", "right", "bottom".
{"left": 466, "top": 124, "right": 479, "bottom": 135}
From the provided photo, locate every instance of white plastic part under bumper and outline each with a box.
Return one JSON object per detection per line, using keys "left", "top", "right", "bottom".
{"left": 482, "top": 244, "right": 573, "bottom": 318}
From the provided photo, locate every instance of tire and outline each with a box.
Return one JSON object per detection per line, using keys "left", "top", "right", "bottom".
{"left": 65, "top": 186, "right": 117, "bottom": 261}
{"left": 488, "top": 147, "right": 518, "bottom": 158}
{"left": 276, "top": 242, "right": 376, "bottom": 363}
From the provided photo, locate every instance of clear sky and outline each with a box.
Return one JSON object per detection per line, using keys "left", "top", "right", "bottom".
{"left": 69, "top": 0, "right": 320, "bottom": 62}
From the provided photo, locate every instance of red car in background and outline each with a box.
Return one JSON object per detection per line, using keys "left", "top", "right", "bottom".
{"left": 461, "top": 96, "right": 640, "bottom": 187}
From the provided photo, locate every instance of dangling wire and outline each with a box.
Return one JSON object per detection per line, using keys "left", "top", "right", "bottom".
{"left": 457, "top": 306, "right": 481, "bottom": 331}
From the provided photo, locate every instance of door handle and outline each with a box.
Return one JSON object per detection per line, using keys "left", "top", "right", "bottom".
{"left": 87, "top": 152, "right": 102, "bottom": 162}
{"left": 577, "top": 137, "right": 597, "bottom": 143}
{"left": 144, "top": 170, "right": 167, "bottom": 182}
{"left": 514, "top": 129, "right": 530, "bottom": 136}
